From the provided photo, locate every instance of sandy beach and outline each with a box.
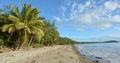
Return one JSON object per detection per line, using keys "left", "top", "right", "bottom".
{"left": 0, "top": 45, "right": 93, "bottom": 63}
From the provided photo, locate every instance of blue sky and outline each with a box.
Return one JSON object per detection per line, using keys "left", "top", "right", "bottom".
{"left": 0, "top": 0, "right": 120, "bottom": 41}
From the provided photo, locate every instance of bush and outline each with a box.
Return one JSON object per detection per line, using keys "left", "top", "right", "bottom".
{"left": 0, "top": 39, "right": 3, "bottom": 45}
{"left": 3, "top": 41, "right": 15, "bottom": 48}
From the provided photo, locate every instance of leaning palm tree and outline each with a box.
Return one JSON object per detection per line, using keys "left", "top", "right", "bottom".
{"left": 1, "top": 4, "right": 44, "bottom": 49}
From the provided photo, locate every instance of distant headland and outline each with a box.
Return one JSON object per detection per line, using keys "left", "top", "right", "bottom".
{"left": 104, "top": 40, "right": 119, "bottom": 43}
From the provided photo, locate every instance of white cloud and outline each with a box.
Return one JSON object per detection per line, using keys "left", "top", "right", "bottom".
{"left": 68, "top": 13, "right": 92, "bottom": 24}
{"left": 104, "top": 1, "right": 118, "bottom": 10}
{"left": 108, "top": 34, "right": 120, "bottom": 38}
{"left": 75, "top": 26, "right": 86, "bottom": 31}
{"left": 92, "top": 21, "right": 112, "bottom": 30}
{"left": 61, "top": 6, "right": 67, "bottom": 17}
{"left": 81, "top": 14, "right": 92, "bottom": 24}
{"left": 112, "top": 15, "right": 120, "bottom": 23}
{"left": 92, "top": 34, "right": 120, "bottom": 41}
{"left": 85, "top": 1, "right": 91, "bottom": 7}
{"left": 77, "top": 4, "right": 85, "bottom": 13}
{"left": 76, "top": 28, "right": 85, "bottom": 31}
{"left": 54, "top": 0, "right": 120, "bottom": 31}
{"left": 53, "top": 16, "right": 61, "bottom": 22}
{"left": 71, "top": 1, "right": 78, "bottom": 13}
{"left": 65, "top": 0, "right": 71, "bottom": 6}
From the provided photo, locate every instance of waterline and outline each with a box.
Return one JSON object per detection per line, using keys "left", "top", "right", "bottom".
{"left": 75, "top": 43, "right": 120, "bottom": 63}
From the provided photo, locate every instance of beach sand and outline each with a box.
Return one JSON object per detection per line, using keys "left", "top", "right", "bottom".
{"left": 0, "top": 45, "right": 93, "bottom": 63}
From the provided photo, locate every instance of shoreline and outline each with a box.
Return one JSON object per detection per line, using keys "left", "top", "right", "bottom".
{"left": 74, "top": 44, "right": 110, "bottom": 63}
{"left": 0, "top": 45, "right": 93, "bottom": 63}
{"left": 71, "top": 45, "right": 94, "bottom": 62}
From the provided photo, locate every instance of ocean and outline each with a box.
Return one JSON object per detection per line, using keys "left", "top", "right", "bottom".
{"left": 75, "top": 43, "right": 120, "bottom": 63}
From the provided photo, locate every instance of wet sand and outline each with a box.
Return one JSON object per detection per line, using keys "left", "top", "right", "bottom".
{"left": 0, "top": 45, "right": 93, "bottom": 63}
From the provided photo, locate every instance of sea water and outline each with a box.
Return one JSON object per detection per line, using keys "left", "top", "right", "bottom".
{"left": 75, "top": 43, "right": 120, "bottom": 63}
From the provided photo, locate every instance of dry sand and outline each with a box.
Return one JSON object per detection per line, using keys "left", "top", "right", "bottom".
{"left": 0, "top": 45, "right": 93, "bottom": 63}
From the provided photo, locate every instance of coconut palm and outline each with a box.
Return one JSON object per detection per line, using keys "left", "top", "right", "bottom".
{"left": 1, "top": 4, "right": 44, "bottom": 48}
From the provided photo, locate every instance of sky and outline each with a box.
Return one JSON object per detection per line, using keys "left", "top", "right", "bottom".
{"left": 0, "top": 0, "right": 120, "bottom": 42}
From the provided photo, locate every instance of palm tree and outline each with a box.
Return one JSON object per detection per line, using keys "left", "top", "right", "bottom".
{"left": 1, "top": 4, "right": 44, "bottom": 49}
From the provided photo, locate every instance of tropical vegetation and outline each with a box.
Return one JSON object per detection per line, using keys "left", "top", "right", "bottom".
{"left": 0, "top": 4, "right": 79, "bottom": 51}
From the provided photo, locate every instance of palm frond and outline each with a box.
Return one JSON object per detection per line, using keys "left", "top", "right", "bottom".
{"left": 29, "top": 20, "right": 45, "bottom": 27}
{"left": 26, "top": 25, "right": 31, "bottom": 34}
{"left": 31, "top": 27, "right": 44, "bottom": 42}
{"left": 16, "top": 22, "right": 24, "bottom": 30}
{"left": 25, "top": 4, "right": 31, "bottom": 20}
{"left": 8, "top": 27, "right": 15, "bottom": 33}
{"left": 8, "top": 15, "right": 19, "bottom": 23}
{"left": 21, "top": 3, "right": 26, "bottom": 20}
{"left": 2, "top": 24, "right": 14, "bottom": 32}
{"left": 0, "top": 14, "right": 7, "bottom": 19}
{"left": 12, "top": 6, "right": 21, "bottom": 18}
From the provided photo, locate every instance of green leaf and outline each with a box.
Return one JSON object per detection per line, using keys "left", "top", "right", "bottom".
{"left": 16, "top": 22, "right": 24, "bottom": 30}
{"left": 0, "top": 39, "right": 3, "bottom": 45}
{"left": 12, "top": 6, "right": 21, "bottom": 18}
{"left": 8, "top": 27, "right": 15, "bottom": 33}
{"left": 31, "top": 27, "right": 44, "bottom": 42}
{"left": 2, "top": 24, "right": 14, "bottom": 32}
{"left": 8, "top": 15, "right": 19, "bottom": 23}
{"left": 26, "top": 26, "right": 31, "bottom": 34}
{"left": 29, "top": 20, "right": 45, "bottom": 28}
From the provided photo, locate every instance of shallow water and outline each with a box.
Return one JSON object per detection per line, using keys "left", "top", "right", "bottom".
{"left": 75, "top": 43, "right": 120, "bottom": 63}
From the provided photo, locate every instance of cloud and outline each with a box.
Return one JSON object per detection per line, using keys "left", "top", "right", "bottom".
{"left": 65, "top": 0, "right": 71, "bottom": 6}
{"left": 85, "top": 1, "right": 91, "bottom": 7}
{"left": 53, "top": 16, "right": 61, "bottom": 22}
{"left": 92, "top": 21, "right": 112, "bottom": 30}
{"left": 61, "top": 6, "right": 67, "bottom": 17}
{"left": 104, "top": 1, "right": 118, "bottom": 10}
{"left": 92, "top": 34, "right": 120, "bottom": 41}
{"left": 75, "top": 26, "right": 86, "bottom": 31}
{"left": 71, "top": 1, "right": 78, "bottom": 13}
{"left": 53, "top": 0, "right": 120, "bottom": 31}
{"left": 76, "top": 28, "right": 85, "bottom": 31}
{"left": 112, "top": 15, "right": 120, "bottom": 23}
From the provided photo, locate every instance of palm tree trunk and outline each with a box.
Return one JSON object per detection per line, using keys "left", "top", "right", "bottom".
{"left": 16, "top": 32, "right": 21, "bottom": 50}
{"left": 7, "top": 33, "right": 13, "bottom": 41}
{"left": 21, "top": 29, "right": 28, "bottom": 48}
{"left": 28, "top": 36, "right": 33, "bottom": 47}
